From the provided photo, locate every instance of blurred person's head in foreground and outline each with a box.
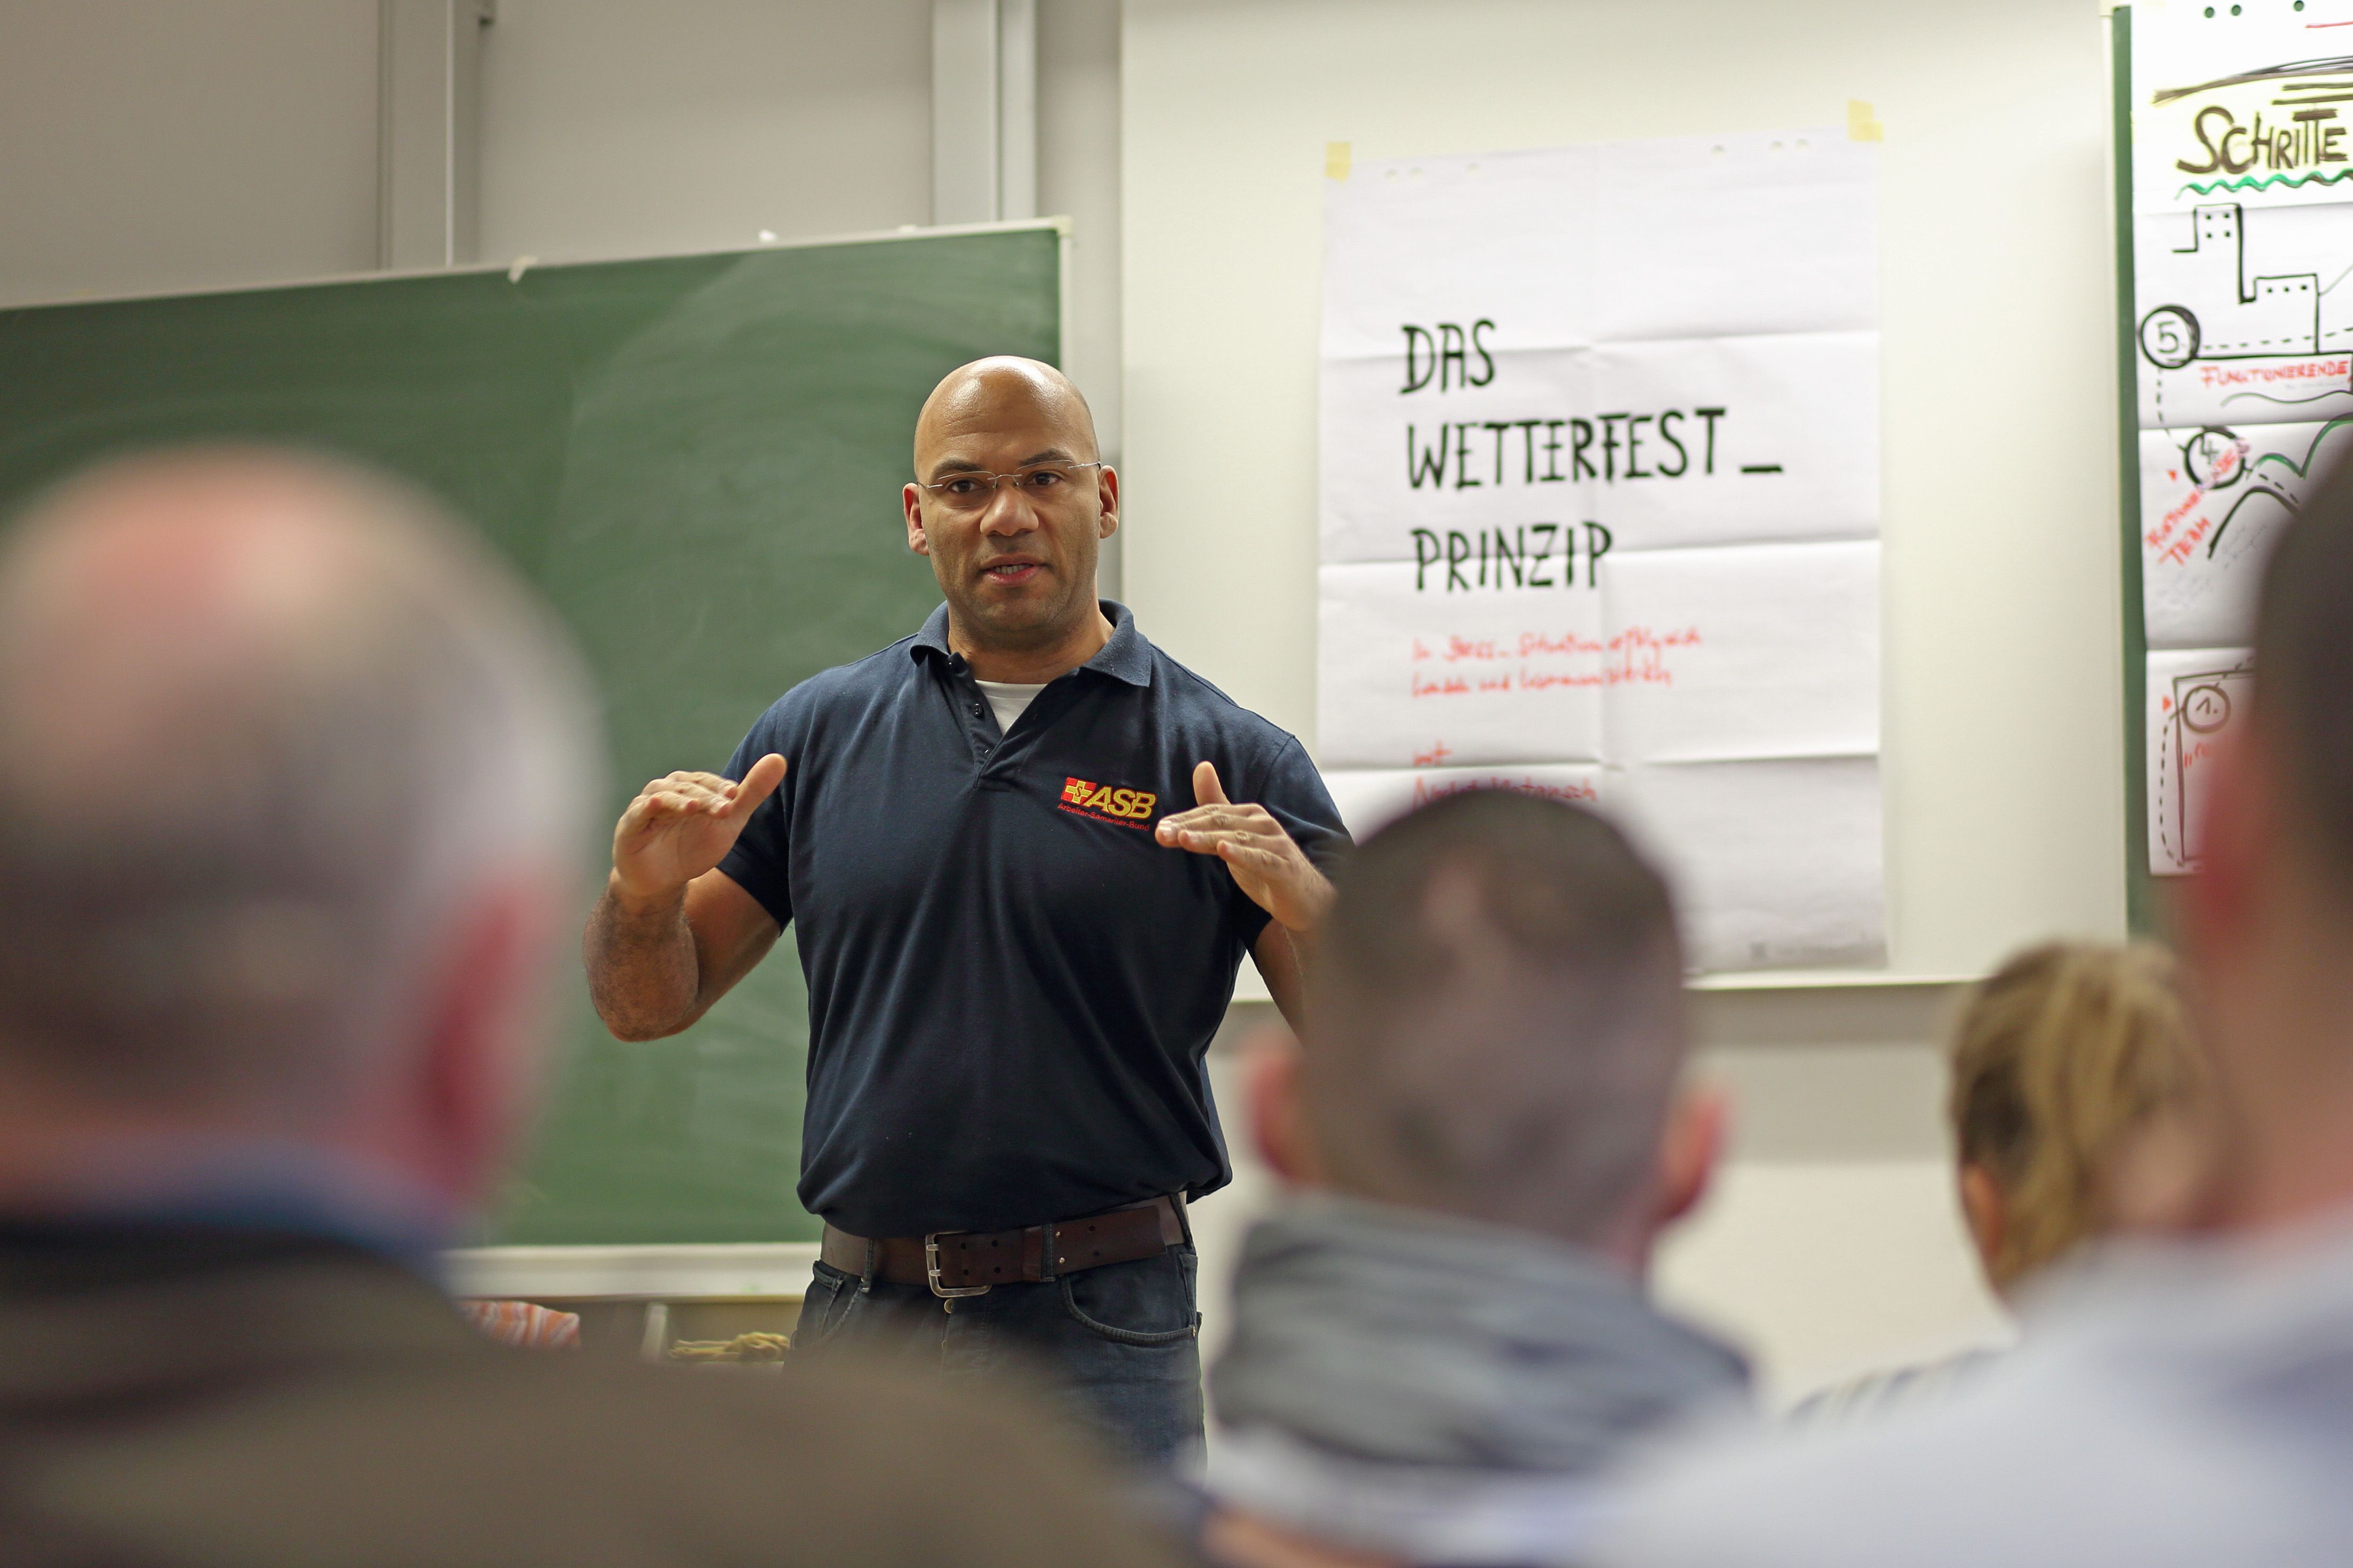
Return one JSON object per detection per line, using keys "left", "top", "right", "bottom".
{"left": 2177, "top": 444, "right": 2353, "bottom": 1231}
{"left": 0, "top": 446, "right": 595, "bottom": 1233}
{"left": 1948, "top": 940, "right": 2205, "bottom": 1298}
{"left": 1199, "top": 792, "right": 1744, "bottom": 1568}
{"left": 1585, "top": 455, "right": 2353, "bottom": 1568}
{"left": 0, "top": 447, "right": 1182, "bottom": 1568}
{"left": 1255, "top": 789, "right": 1721, "bottom": 1263}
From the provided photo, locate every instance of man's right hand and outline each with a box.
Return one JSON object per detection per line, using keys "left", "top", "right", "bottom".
{"left": 610, "top": 753, "right": 787, "bottom": 905}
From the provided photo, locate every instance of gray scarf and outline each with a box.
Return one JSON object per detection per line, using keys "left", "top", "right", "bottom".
{"left": 1209, "top": 1193, "right": 1748, "bottom": 1475}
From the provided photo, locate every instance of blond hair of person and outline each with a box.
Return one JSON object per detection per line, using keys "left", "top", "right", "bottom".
{"left": 1948, "top": 941, "right": 2203, "bottom": 1292}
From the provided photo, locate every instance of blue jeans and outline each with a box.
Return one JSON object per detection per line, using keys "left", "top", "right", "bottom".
{"left": 792, "top": 1243, "right": 1205, "bottom": 1470}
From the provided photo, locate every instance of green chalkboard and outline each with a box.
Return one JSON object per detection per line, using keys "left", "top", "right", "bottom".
{"left": 0, "top": 224, "right": 1063, "bottom": 1243}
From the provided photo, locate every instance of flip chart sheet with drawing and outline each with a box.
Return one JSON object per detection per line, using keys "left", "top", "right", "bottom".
{"left": 1317, "top": 131, "right": 1883, "bottom": 971}
{"left": 2128, "top": 1, "right": 2353, "bottom": 873}
{"left": 2146, "top": 646, "right": 2255, "bottom": 875}
{"left": 2137, "top": 417, "right": 2348, "bottom": 647}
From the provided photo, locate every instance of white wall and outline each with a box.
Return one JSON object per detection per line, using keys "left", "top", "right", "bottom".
{"left": 0, "top": 0, "right": 379, "bottom": 307}
{"left": 1126, "top": 0, "right": 2113, "bottom": 1402}
{"left": 1039, "top": 0, "right": 1126, "bottom": 464}
{"left": 1120, "top": 0, "right": 2126, "bottom": 981}
{"left": 475, "top": 0, "right": 935, "bottom": 263}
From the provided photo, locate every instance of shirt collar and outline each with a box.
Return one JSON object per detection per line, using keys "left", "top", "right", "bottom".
{"left": 908, "top": 599, "right": 1153, "bottom": 689}
{"left": 3, "top": 1135, "right": 455, "bottom": 1283}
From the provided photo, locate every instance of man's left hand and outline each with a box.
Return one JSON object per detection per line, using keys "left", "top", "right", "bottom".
{"left": 1156, "top": 761, "right": 1334, "bottom": 933}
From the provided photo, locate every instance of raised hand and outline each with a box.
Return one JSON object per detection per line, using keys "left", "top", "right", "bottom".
{"left": 1154, "top": 760, "right": 1334, "bottom": 933}
{"left": 610, "top": 753, "right": 787, "bottom": 905}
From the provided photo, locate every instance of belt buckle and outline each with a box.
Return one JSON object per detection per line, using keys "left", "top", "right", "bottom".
{"left": 924, "top": 1231, "right": 991, "bottom": 1299}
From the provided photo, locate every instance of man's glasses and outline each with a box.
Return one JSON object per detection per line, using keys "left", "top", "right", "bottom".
{"left": 915, "top": 461, "right": 1103, "bottom": 513}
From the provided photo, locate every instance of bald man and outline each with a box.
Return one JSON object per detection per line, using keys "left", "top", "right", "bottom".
{"left": 584, "top": 358, "right": 1349, "bottom": 1464}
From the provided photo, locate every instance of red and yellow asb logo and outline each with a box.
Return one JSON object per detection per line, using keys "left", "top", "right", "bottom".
{"left": 1060, "top": 776, "right": 1157, "bottom": 828}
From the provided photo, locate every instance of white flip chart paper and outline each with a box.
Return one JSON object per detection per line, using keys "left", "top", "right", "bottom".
{"left": 1600, "top": 539, "right": 1880, "bottom": 766}
{"left": 2128, "top": 3, "right": 2353, "bottom": 872}
{"left": 1318, "top": 131, "right": 1882, "bottom": 971}
{"left": 1610, "top": 757, "right": 1886, "bottom": 973}
{"left": 1319, "top": 560, "right": 1607, "bottom": 769}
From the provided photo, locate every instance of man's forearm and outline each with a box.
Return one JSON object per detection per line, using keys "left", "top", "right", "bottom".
{"left": 1254, "top": 917, "right": 1316, "bottom": 1033}
{"left": 583, "top": 875, "right": 702, "bottom": 1040}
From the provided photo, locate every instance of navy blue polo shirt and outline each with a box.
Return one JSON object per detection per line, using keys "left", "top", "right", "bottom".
{"left": 717, "top": 601, "right": 1349, "bottom": 1239}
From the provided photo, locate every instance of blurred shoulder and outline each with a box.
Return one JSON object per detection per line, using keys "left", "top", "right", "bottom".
{"left": 33, "top": 1346, "right": 1181, "bottom": 1568}
{"left": 501, "top": 1354, "right": 1185, "bottom": 1564}
{"left": 1593, "top": 1334, "right": 2291, "bottom": 1568}
{"left": 1782, "top": 1347, "right": 2004, "bottom": 1430}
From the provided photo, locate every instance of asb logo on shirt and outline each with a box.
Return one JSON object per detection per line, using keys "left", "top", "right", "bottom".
{"left": 1060, "top": 775, "right": 1158, "bottom": 828}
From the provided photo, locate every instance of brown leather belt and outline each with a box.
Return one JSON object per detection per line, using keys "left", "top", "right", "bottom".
{"left": 820, "top": 1195, "right": 1188, "bottom": 1298}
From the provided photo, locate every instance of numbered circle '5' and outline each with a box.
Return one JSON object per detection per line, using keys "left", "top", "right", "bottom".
{"left": 2141, "top": 305, "right": 2202, "bottom": 370}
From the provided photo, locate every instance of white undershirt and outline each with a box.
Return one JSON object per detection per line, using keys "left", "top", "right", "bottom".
{"left": 975, "top": 679, "right": 1049, "bottom": 735}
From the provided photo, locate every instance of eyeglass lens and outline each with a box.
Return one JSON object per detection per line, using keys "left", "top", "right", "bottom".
{"left": 926, "top": 464, "right": 1093, "bottom": 508}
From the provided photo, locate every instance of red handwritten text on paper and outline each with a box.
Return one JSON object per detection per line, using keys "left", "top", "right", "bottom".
{"left": 2195, "top": 357, "right": 2350, "bottom": 389}
{"left": 1408, "top": 772, "right": 1600, "bottom": 808}
{"left": 1409, "top": 623, "right": 1702, "bottom": 698}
